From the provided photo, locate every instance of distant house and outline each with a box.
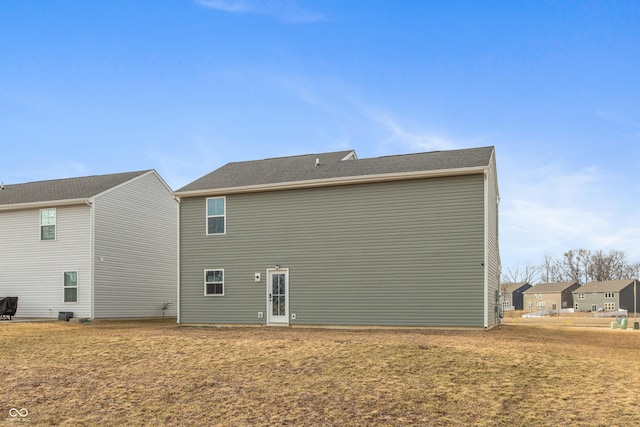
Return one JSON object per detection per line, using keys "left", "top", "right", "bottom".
{"left": 501, "top": 282, "right": 532, "bottom": 311}
{"left": 522, "top": 281, "right": 580, "bottom": 312}
{"left": 573, "top": 279, "right": 639, "bottom": 313}
{"left": 175, "top": 146, "right": 501, "bottom": 328}
{"left": 0, "top": 170, "right": 177, "bottom": 319}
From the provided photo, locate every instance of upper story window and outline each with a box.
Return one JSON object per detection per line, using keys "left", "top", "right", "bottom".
{"left": 206, "top": 197, "right": 225, "bottom": 235}
{"left": 40, "top": 208, "right": 56, "bottom": 240}
{"left": 605, "top": 292, "right": 615, "bottom": 298}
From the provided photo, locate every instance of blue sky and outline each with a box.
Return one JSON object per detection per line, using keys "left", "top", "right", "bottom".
{"left": 1, "top": 0, "right": 639, "bottom": 275}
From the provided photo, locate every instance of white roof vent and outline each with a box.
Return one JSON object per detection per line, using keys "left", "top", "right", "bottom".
{"left": 315, "top": 158, "right": 320, "bottom": 167}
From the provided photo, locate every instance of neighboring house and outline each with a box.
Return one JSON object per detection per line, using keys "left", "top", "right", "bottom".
{"left": 522, "top": 281, "right": 580, "bottom": 312}
{"left": 501, "top": 282, "right": 532, "bottom": 311}
{"left": 175, "top": 146, "right": 501, "bottom": 328}
{"left": 573, "top": 279, "right": 639, "bottom": 313}
{"left": 0, "top": 170, "right": 177, "bottom": 319}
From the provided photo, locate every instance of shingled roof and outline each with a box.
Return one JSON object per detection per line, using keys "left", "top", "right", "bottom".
{"left": 0, "top": 170, "right": 151, "bottom": 208}
{"left": 177, "top": 146, "right": 495, "bottom": 195}
{"left": 578, "top": 279, "right": 636, "bottom": 293}
{"left": 524, "top": 281, "right": 580, "bottom": 293}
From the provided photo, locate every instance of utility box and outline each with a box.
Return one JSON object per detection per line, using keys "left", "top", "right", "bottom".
{"left": 58, "top": 311, "right": 73, "bottom": 321}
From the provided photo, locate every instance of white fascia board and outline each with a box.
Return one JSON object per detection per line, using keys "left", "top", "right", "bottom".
{"left": 0, "top": 198, "right": 89, "bottom": 212}
{"left": 175, "top": 165, "right": 488, "bottom": 199}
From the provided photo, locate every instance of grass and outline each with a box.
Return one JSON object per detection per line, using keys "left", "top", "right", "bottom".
{"left": 1, "top": 319, "right": 640, "bottom": 426}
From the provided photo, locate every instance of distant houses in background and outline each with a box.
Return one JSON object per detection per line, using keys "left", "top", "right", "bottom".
{"left": 501, "top": 282, "right": 532, "bottom": 311}
{"left": 574, "top": 279, "right": 639, "bottom": 313}
{"left": 505, "top": 279, "right": 640, "bottom": 314}
{"left": 521, "top": 281, "right": 580, "bottom": 312}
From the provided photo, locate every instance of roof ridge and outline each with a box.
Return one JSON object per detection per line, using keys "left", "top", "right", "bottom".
{"left": 4, "top": 169, "right": 151, "bottom": 187}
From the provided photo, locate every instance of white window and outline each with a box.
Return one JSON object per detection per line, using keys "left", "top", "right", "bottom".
{"left": 40, "top": 208, "right": 56, "bottom": 240}
{"left": 577, "top": 293, "right": 585, "bottom": 300}
{"left": 64, "top": 271, "right": 78, "bottom": 303}
{"left": 605, "top": 292, "right": 615, "bottom": 298}
{"left": 604, "top": 302, "right": 615, "bottom": 311}
{"left": 204, "top": 269, "right": 224, "bottom": 296}
{"left": 537, "top": 302, "right": 546, "bottom": 309}
{"left": 206, "top": 197, "right": 226, "bottom": 235}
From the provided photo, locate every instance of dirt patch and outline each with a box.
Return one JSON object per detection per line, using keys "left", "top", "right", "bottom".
{"left": 1, "top": 319, "right": 639, "bottom": 426}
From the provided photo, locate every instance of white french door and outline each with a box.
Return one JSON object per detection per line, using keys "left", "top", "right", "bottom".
{"left": 267, "top": 269, "right": 289, "bottom": 325}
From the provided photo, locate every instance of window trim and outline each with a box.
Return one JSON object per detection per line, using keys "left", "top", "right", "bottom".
{"left": 40, "top": 208, "right": 57, "bottom": 241}
{"left": 206, "top": 197, "right": 226, "bottom": 235}
{"left": 204, "top": 269, "right": 225, "bottom": 296}
{"left": 63, "top": 270, "right": 78, "bottom": 303}
{"left": 604, "top": 302, "right": 615, "bottom": 311}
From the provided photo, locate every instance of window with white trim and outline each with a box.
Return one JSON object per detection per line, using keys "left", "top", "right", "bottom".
{"left": 577, "top": 293, "right": 585, "bottom": 300}
{"left": 604, "top": 302, "right": 615, "bottom": 311}
{"left": 40, "top": 208, "right": 56, "bottom": 240}
{"left": 204, "top": 269, "right": 224, "bottom": 296}
{"left": 537, "top": 301, "right": 546, "bottom": 309}
{"left": 605, "top": 292, "right": 615, "bottom": 298}
{"left": 64, "top": 271, "right": 78, "bottom": 303}
{"left": 206, "top": 197, "right": 225, "bottom": 235}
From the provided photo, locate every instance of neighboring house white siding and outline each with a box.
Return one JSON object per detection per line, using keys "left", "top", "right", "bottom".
{"left": 0, "top": 205, "right": 92, "bottom": 318}
{"left": 93, "top": 171, "right": 177, "bottom": 318}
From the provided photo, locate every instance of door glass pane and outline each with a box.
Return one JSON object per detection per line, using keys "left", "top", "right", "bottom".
{"left": 278, "top": 296, "right": 286, "bottom": 315}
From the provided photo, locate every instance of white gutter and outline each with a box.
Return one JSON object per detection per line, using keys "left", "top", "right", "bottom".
{"left": 88, "top": 198, "right": 95, "bottom": 320}
{"left": 0, "top": 198, "right": 89, "bottom": 212}
{"left": 175, "top": 166, "right": 487, "bottom": 198}
{"left": 484, "top": 170, "right": 489, "bottom": 329}
{"left": 175, "top": 196, "right": 181, "bottom": 324}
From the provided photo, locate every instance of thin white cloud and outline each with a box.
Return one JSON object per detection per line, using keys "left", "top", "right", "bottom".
{"left": 500, "top": 160, "right": 640, "bottom": 270}
{"left": 195, "top": 0, "right": 326, "bottom": 23}
{"left": 595, "top": 110, "right": 640, "bottom": 128}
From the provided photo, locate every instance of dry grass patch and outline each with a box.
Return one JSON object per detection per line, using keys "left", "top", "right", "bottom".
{"left": 1, "top": 320, "right": 640, "bottom": 426}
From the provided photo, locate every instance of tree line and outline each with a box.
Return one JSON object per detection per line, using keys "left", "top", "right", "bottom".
{"left": 503, "top": 249, "right": 640, "bottom": 284}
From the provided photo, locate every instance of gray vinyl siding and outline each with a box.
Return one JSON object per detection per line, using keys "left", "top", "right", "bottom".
{"left": 486, "top": 155, "right": 501, "bottom": 327}
{"left": 180, "top": 174, "right": 487, "bottom": 326}
{"left": 93, "top": 172, "right": 177, "bottom": 318}
{"left": 0, "top": 205, "right": 92, "bottom": 318}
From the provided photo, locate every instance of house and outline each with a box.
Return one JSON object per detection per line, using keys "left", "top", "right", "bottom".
{"left": 175, "top": 146, "right": 501, "bottom": 328}
{"left": 501, "top": 282, "right": 532, "bottom": 311}
{"left": 573, "top": 279, "right": 639, "bottom": 313}
{"left": 0, "top": 170, "right": 177, "bottom": 319}
{"left": 522, "top": 281, "right": 580, "bottom": 312}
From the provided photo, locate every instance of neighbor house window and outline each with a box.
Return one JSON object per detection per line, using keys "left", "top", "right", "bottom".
{"left": 204, "top": 269, "right": 224, "bottom": 296}
{"left": 577, "top": 293, "right": 585, "bottom": 300}
{"left": 206, "top": 197, "right": 225, "bottom": 235}
{"left": 537, "top": 302, "right": 546, "bottom": 309}
{"left": 605, "top": 292, "right": 615, "bottom": 298}
{"left": 604, "top": 302, "right": 615, "bottom": 311}
{"left": 40, "top": 208, "right": 56, "bottom": 240}
{"left": 64, "top": 271, "right": 78, "bottom": 303}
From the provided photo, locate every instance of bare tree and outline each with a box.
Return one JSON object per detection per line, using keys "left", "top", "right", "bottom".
{"left": 538, "top": 248, "right": 640, "bottom": 284}
{"left": 540, "top": 253, "right": 563, "bottom": 283}
{"left": 502, "top": 262, "right": 540, "bottom": 284}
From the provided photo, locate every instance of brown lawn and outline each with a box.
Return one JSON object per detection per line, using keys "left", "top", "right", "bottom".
{"left": 1, "top": 319, "right": 640, "bottom": 426}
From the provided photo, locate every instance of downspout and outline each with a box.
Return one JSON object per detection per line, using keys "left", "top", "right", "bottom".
{"left": 175, "top": 196, "right": 181, "bottom": 324}
{"left": 87, "top": 199, "right": 95, "bottom": 319}
{"left": 483, "top": 170, "right": 489, "bottom": 329}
